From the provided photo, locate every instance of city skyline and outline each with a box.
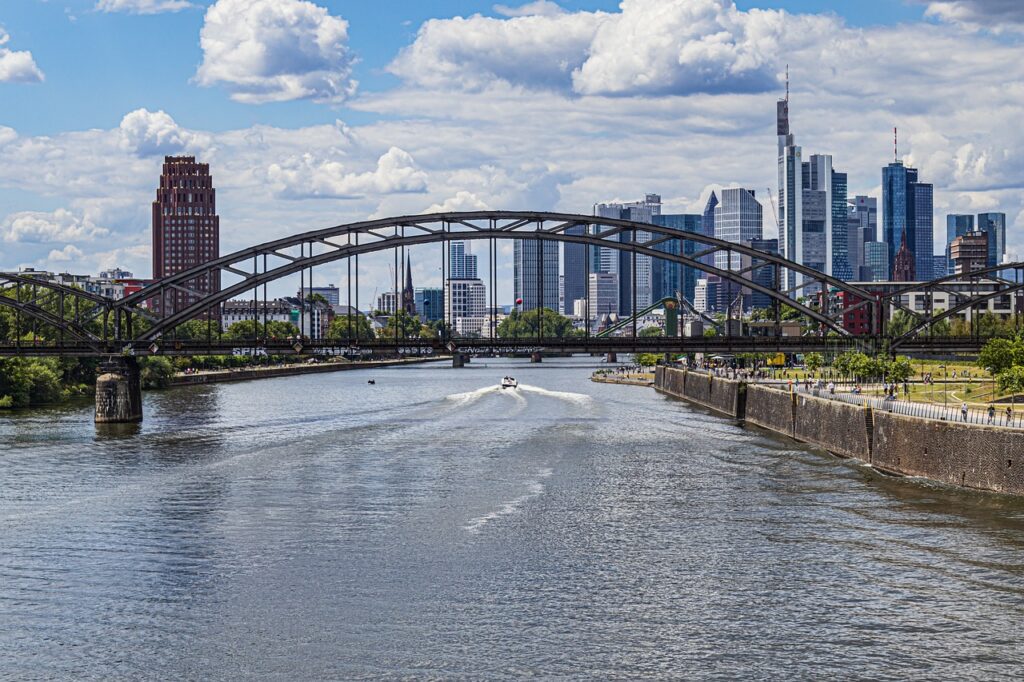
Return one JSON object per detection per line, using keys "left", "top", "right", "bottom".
{"left": 1, "top": 0, "right": 1022, "bottom": 304}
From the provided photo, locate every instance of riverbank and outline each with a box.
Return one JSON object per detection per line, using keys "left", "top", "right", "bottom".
{"left": 654, "top": 366, "right": 1024, "bottom": 497}
{"left": 590, "top": 372, "right": 654, "bottom": 387}
{"left": 169, "top": 355, "right": 447, "bottom": 386}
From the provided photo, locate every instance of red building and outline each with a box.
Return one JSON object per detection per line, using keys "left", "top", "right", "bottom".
{"left": 151, "top": 156, "right": 220, "bottom": 317}
{"left": 892, "top": 233, "right": 915, "bottom": 282}
{"left": 820, "top": 289, "right": 874, "bottom": 335}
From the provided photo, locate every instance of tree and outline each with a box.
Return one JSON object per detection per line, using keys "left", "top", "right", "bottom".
{"left": 887, "top": 309, "right": 916, "bottom": 338}
{"left": 139, "top": 356, "right": 174, "bottom": 389}
{"left": 305, "top": 293, "right": 330, "bottom": 305}
{"left": 378, "top": 310, "right": 423, "bottom": 339}
{"left": 497, "top": 308, "right": 577, "bottom": 339}
{"left": 639, "top": 325, "right": 663, "bottom": 337}
{"left": 804, "top": 352, "right": 824, "bottom": 373}
{"left": 224, "top": 319, "right": 299, "bottom": 341}
{"left": 327, "top": 314, "right": 375, "bottom": 342}
{"left": 978, "top": 337, "right": 1018, "bottom": 375}
{"left": 884, "top": 356, "right": 914, "bottom": 383}
{"left": 633, "top": 353, "right": 661, "bottom": 367}
{"left": 0, "top": 358, "right": 64, "bottom": 408}
{"left": 997, "top": 366, "right": 1024, "bottom": 398}
{"left": 172, "top": 318, "right": 221, "bottom": 341}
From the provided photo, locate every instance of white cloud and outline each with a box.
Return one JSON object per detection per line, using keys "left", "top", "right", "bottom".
{"left": 195, "top": 0, "right": 357, "bottom": 104}
{"left": 922, "top": 0, "right": 1024, "bottom": 32}
{"left": 47, "top": 244, "right": 84, "bottom": 262}
{"left": 493, "top": 1, "right": 565, "bottom": 18}
{"left": 265, "top": 147, "right": 428, "bottom": 199}
{"left": 389, "top": 0, "right": 836, "bottom": 96}
{"left": 424, "top": 191, "right": 491, "bottom": 213}
{"left": 95, "top": 0, "right": 194, "bottom": 14}
{"left": 118, "top": 108, "right": 207, "bottom": 157}
{"left": 0, "top": 29, "right": 44, "bottom": 83}
{"left": 1, "top": 209, "right": 110, "bottom": 244}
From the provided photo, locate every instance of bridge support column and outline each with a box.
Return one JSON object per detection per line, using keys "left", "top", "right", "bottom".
{"left": 530, "top": 352, "right": 543, "bottom": 363}
{"left": 606, "top": 352, "right": 617, "bottom": 364}
{"left": 95, "top": 357, "right": 143, "bottom": 424}
{"left": 452, "top": 353, "right": 467, "bottom": 368}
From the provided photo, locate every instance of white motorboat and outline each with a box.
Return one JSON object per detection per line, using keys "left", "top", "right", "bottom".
{"left": 501, "top": 376, "right": 518, "bottom": 389}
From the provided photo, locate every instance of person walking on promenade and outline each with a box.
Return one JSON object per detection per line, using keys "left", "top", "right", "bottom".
{"left": 904, "top": 382, "right": 910, "bottom": 397}
{"left": 988, "top": 404, "right": 995, "bottom": 425}
{"left": 962, "top": 402, "right": 969, "bottom": 422}
{"left": 1006, "top": 405, "right": 1013, "bottom": 424}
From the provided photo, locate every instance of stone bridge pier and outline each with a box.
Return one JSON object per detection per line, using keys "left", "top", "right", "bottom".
{"left": 95, "top": 357, "right": 143, "bottom": 424}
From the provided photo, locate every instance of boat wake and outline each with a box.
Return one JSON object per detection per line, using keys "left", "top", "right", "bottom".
{"left": 464, "top": 467, "right": 553, "bottom": 534}
{"left": 517, "top": 384, "right": 592, "bottom": 406}
{"left": 445, "top": 385, "right": 501, "bottom": 407}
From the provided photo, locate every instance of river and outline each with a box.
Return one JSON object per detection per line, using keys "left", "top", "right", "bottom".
{"left": 2, "top": 357, "right": 1024, "bottom": 679}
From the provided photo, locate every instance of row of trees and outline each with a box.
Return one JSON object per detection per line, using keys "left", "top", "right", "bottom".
{"left": 804, "top": 351, "right": 914, "bottom": 383}
{"left": 978, "top": 336, "right": 1024, "bottom": 397}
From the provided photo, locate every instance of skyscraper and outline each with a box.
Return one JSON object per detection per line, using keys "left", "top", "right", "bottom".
{"left": 864, "top": 242, "right": 889, "bottom": 282}
{"left": 945, "top": 214, "right": 974, "bottom": 276}
{"left": 513, "top": 240, "right": 559, "bottom": 312}
{"left": 977, "top": 212, "right": 1007, "bottom": 268}
{"left": 883, "top": 160, "right": 933, "bottom": 281}
{"left": 714, "top": 188, "right": 763, "bottom": 311}
{"left": 651, "top": 213, "right": 701, "bottom": 304}
{"left": 562, "top": 226, "right": 588, "bottom": 315}
{"left": 415, "top": 288, "right": 443, "bottom": 322}
{"left": 776, "top": 86, "right": 849, "bottom": 289}
{"left": 592, "top": 194, "right": 661, "bottom": 315}
{"left": 848, "top": 196, "right": 878, "bottom": 279}
{"left": 151, "top": 155, "right": 220, "bottom": 317}
{"left": 449, "top": 241, "right": 478, "bottom": 279}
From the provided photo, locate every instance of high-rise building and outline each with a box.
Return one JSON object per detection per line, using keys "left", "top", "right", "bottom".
{"left": 151, "top": 155, "right": 220, "bottom": 317}
{"left": 776, "top": 89, "right": 849, "bottom": 289}
{"left": 747, "top": 238, "right": 779, "bottom": 310}
{"left": 562, "top": 226, "right": 588, "bottom": 315}
{"left": 933, "top": 255, "right": 949, "bottom": 280}
{"left": 587, "top": 273, "right": 619, "bottom": 326}
{"left": 847, "top": 196, "right": 878, "bottom": 279}
{"left": 376, "top": 291, "right": 398, "bottom": 314}
{"left": 714, "top": 188, "right": 762, "bottom": 311}
{"left": 864, "top": 242, "right": 889, "bottom": 282}
{"left": 445, "top": 279, "right": 487, "bottom": 337}
{"left": 415, "top": 287, "right": 443, "bottom": 322}
{"left": 701, "top": 192, "right": 719, "bottom": 268}
{"left": 513, "top": 240, "right": 559, "bottom": 312}
{"left": 945, "top": 214, "right": 974, "bottom": 276}
{"left": 592, "top": 193, "right": 661, "bottom": 315}
{"left": 951, "top": 231, "right": 989, "bottom": 275}
{"left": 883, "top": 160, "right": 933, "bottom": 281}
{"left": 449, "top": 241, "right": 478, "bottom": 279}
{"left": 651, "top": 213, "right": 701, "bottom": 304}
{"left": 977, "top": 212, "right": 1007, "bottom": 268}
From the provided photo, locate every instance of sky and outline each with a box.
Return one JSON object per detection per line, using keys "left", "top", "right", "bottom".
{"left": 1, "top": 0, "right": 1022, "bottom": 303}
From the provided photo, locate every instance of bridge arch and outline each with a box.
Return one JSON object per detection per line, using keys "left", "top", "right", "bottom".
{"left": 0, "top": 273, "right": 110, "bottom": 348}
{"left": 117, "top": 211, "right": 881, "bottom": 341}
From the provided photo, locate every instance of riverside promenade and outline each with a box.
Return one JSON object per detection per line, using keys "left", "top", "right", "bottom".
{"left": 655, "top": 366, "right": 1024, "bottom": 496}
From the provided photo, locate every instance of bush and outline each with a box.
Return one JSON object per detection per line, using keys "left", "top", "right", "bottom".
{"left": 139, "top": 356, "right": 174, "bottom": 389}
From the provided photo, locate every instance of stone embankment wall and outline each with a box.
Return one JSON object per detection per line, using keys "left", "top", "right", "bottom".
{"left": 654, "top": 366, "right": 1024, "bottom": 496}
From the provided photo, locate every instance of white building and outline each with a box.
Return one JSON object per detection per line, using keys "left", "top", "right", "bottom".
{"left": 445, "top": 278, "right": 487, "bottom": 336}
{"left": 587, "top": 273, "right": 618, "bottom": 325}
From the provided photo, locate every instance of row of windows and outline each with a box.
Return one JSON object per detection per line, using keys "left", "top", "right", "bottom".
{"left": 162, "top": 206, "right": 215, "bottom": 216}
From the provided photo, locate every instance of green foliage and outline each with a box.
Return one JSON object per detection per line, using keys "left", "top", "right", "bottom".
{"left": 885, "top": 356, "right": 914, "bottom": 383}
{"left": 497, "top": 308, "right": 577, "bottom": 339}
{"left": 804, "top": 352, "right": 824, "bottom": 373}
{"left": 327, "top": 314, "right": 375, "bottom": 341}
{"left": 997, "top": 366, "right": 1024, "bottom": 397}
{"left": 0, "top": 358, "right": 65, "bottom": 407}
{"left": 173, "top": 319, "right": 221, "bottom": 341}
{"left": 978, "top": 336, "right": 1024, "bottom": 375}
{"left": 139, "top": 356, "right": 174, "bottom": 389}
{"left": 887, "top": 310, "right": 916, "bottom": 338}
{"left": 633, "top": 353, "right": 661, "bottom": 367}
{"left": 224, "top": 319, "right": 300, "bottom": 341}
{"left": 378, "top": 310, "right": 425, "bottom": 339}
{"left": 638, "top": 326, "right": 663, "bottom": 337}
{"left": 703, "top": 328, "right": 718, "bottom": 337}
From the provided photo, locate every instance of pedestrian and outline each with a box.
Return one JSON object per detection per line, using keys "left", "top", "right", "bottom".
{"left": 904, "top": 382, "right": 910, "bottom": 397}
{"left": 961, "top": 402, "right": 968, "bottom": 421}
{"left": 988, "top": 404, "right": 995, "bottom": 425}
{"left": 1006, "top": 405, "right": 1013, "bottom": 423}
{"left": 828, "top": 381, "right": 835, "bottom": 395}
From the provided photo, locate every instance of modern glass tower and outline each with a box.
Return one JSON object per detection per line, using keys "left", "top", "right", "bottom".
{"left": 651, "top": 213, "right": 701, "bottom": 305}
{"left": 513, "top": 240, "right": 559, "bottom": 312}
{"left": 448, "top": 241, "right": 478, "bottom": 279}
{"left": 714, "top": 188, "right": 763, "bottom": 312}
{"left": 592, "top": 194, "right": 661, "bottom": 315}
{"left": 883, "top": 161, "right": 933, "bottom": 281}
{"left": 562, "top": 226, "right": 588, "bottom": 315}
{"left": 977, "top": 212, "right": 1007, "bottom": 268}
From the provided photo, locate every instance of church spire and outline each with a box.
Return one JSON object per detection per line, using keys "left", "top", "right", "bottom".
{"left": 402, "top": 253, "right": 416, "bottom": 316}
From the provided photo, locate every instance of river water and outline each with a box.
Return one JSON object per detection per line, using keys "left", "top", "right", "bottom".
{"left": 2, "top": 357, "right": 1024, "bottom": 679}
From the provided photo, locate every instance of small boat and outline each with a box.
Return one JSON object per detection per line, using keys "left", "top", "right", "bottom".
{"left": 501, "top": 376, "right": 518, "bottom": 389}
{"left": 367, "top": 379, "right": 376, "bottom": 385}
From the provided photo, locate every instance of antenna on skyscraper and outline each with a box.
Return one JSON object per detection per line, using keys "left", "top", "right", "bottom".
{"left": 785, "top": 64, "right": 790, "bottom": 102}
{"left": 894, "top": 127, "right": 898, "bottom": 163}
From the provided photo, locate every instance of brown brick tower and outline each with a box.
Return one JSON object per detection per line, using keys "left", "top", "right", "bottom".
{"left": 151, "top": 156, "right": 220, "bottom": 317}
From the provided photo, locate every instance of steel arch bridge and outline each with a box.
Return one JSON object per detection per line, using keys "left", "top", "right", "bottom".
{"left": 111, "top": 211, "right": 881, "bottom": 342}
{"left": 2, "top": 211, "right": 1022, "bottom": 356}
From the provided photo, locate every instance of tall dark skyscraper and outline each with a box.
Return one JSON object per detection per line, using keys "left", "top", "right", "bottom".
{"left": 651, "top": 214, "right": 701, "bottom": 304}
{"left": 513, "top": 240, "right": 559, "bottom": 312}
{"left": 883, "top": 161, "right": 933, "bottom": 281}
{"left": 945, "top": 214, "right": 974, "bottom": 276}
{"left": 562, "top": 225, "right": 588, "bottom": 315}
{"left": 152, "top": 155, "right": 220, "bottom": 317}
{"left": 977, "top": 212, "right": 1006, "bottom": 268}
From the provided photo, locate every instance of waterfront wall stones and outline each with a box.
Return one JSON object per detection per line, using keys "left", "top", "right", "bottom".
{"left": 744, "top": 384, "right": 794, "bottom": 437}
{"left": 873, "top": 411, "right": 1024, "bottom": 495}
{"left": 654, "top": 366, "right": 1024, "bottom": 496}
{"left": 793, "top": 392, "right": 871, "bottom": 461}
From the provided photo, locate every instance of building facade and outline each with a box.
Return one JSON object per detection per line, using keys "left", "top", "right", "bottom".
{"left": 415, "top": 287, "right": 444, "bottom": 323}
{"left": 883, "top": 161, "right": 933, "bottom": 281}
{"left": 977, "top": 212, "right": 1007, "bottom": 268}
{"left": 587, "top": 273, "right": 619, "bottom": 328}
{"left": 445, "top": 278, "right": 487, "bottom": 336}
{"left": 651, "top": 213, "right": 701, "bottom": 305}
{"left": 151, "top": 156, "right": 220, "bottom": 317}
{"left": 945, "top": 214, "right": 974, "bottom": 277}
{"left": 449, "top": 241, "right": 478, "bottom": 279}
{"left": 864, "top": 242, "right": 890, "bottom": 282}
{"left": 714, "top": 188, "right": 763, "bottom": 312}
{"left": 513, "top": 240, "right": 559, "bottom": 312}
{"left": 951, "top": 231, "right": 989, "bottom": 275}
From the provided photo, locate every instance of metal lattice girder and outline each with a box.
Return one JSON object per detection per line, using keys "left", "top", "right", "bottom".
{"left": 116, "top": 211, "right": 884, "bottom": 341}
{"left": 0, "top": 272, "right": 112, "bottom": 348}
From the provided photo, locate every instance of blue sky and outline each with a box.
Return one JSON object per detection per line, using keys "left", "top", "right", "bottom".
{"left": 1, "top": 0, "right": 1021, "bottom": 301}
